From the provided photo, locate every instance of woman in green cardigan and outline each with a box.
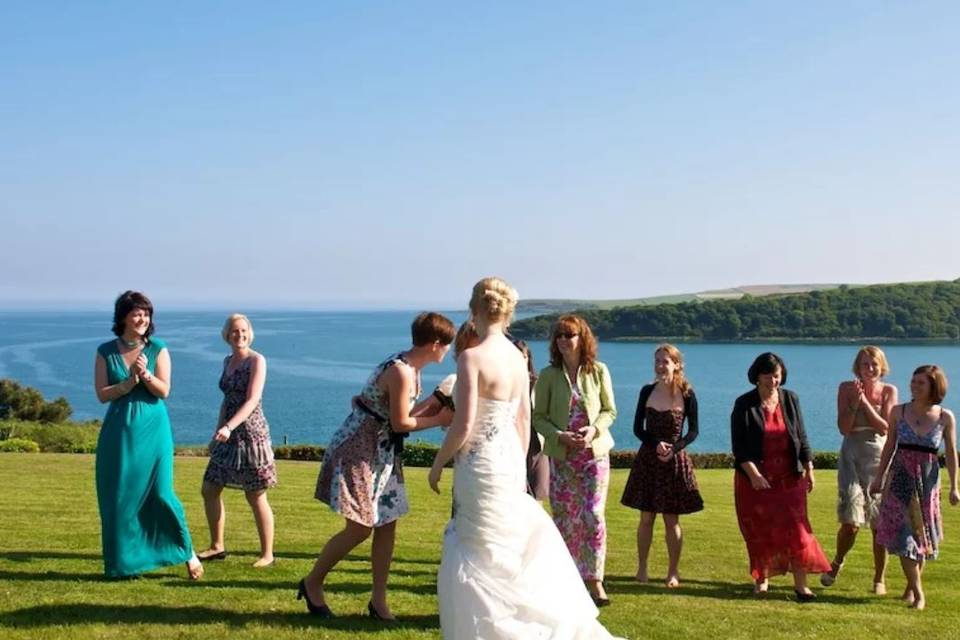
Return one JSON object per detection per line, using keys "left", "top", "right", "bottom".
{"left": 533, "top": 314, "right": 617, "bottom": 606}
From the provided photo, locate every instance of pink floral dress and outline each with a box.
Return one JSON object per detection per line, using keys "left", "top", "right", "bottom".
{"left": 548, "top": 382, "right": 611, "bottom": 581}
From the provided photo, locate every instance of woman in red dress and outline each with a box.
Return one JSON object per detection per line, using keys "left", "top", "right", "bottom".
{"left": 731, "top": 352, "right": 831, "bottom": 601}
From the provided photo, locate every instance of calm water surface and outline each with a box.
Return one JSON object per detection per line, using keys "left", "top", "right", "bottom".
{"left": 2, "top": 311, "right": 959, "bottom": 453}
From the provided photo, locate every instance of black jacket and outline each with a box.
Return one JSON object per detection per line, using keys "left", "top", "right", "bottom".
{"left": 633, "top": 383, "right": 699, "bottom": 451}
{"left": 730, "top": 388, "right": 811, "bottom": 476}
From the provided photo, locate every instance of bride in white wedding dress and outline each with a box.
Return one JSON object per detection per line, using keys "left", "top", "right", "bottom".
{"left": 429, "top": 277, "right": 623, "bottom": 639}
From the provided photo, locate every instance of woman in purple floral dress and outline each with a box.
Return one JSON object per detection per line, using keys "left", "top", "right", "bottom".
{"left": 871, "top": 365, "right": 959, "bottom": 610}
{"left": 199, "top": 314, "right": 278, "bottom": 568}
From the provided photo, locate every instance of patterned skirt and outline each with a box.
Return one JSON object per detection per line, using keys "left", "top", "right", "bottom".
{"left": 876, "top": 449, "right": 942, "bottom": 561}
{"left": 621, "top": 445, "right": 704, "bottom": 514}
{"left": 315, "top": 410, "right": 408, "bottom": 528}
{"left": 204, "top": 407, "right": 277, "bottom": 492}
{"left": 549, "top": 451, "right": 610, "bottom": 581}
{"left": 836, "top": 430, "right": 885, "bottom": 527}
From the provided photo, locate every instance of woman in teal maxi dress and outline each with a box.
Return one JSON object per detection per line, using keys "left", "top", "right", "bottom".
{"left": 95, "top": 291, "right": 201, "bottom": 579}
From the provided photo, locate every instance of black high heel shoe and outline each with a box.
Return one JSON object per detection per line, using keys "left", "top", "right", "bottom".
{"left": 297, "top": 579, "right": 334, "bottom": 618}
{"left": 794, "top": 589, "right": 817, "bottom": 603}
{"left": 367, "top": 601, "right": 397, "bottom": 622}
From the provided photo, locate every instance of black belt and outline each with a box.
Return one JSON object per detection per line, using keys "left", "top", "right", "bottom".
{"left": 354, "top": 397, "right": 407, "bottom": 455}
{"left": 899, "top": 442, "right": 939, "bottom": 455}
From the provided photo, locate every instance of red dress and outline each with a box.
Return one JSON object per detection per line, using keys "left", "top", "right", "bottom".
{"left": 734, "top": 405, "right": 831, "bottom": 580}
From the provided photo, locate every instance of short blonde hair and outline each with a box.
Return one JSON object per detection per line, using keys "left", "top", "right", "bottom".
{"left": 222, "top": 313, "right": 254, "bottom": 344}
{"left": 853, "top": 345, "right": 890, "bottom": 378}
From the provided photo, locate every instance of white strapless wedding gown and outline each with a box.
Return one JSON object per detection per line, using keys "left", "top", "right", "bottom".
{"left": 438, "top": 397, "right": 623, "bottom": 639}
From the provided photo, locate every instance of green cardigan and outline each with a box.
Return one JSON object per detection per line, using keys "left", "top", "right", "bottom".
{"left": 533, "top": 362, "right": 617, "bottom": 461}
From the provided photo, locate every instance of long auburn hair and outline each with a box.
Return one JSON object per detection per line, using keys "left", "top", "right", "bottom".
{"left": 655, "top": 343, "right": 692, "bottom": 398}
{"left": 549, "top": 314, "right": 598, "bottom": 374}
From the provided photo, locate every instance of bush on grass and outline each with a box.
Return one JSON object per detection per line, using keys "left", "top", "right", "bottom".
{"left": 0, "top": 437, "right": 40, "bottom": 452}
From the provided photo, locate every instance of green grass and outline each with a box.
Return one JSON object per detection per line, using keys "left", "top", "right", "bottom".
{"left": 1, "top": 453, "right": 958, "bottom": 639}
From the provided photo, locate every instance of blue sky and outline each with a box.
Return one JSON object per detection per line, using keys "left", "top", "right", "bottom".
{"left": 2, "top": 1, "right": 958, "bottom": 309}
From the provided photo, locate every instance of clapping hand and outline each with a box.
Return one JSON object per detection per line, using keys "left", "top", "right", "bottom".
{"left": 130, "top": 354, "right": 149, "bottom": 379}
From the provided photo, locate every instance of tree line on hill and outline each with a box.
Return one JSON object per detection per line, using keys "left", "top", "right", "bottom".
{"left": 511, "top": 280, "right": 960, "bottom": 341}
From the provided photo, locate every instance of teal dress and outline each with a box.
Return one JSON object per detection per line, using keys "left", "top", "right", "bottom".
{"left": 95, "top": 337, "right": 194, "bottom": 577}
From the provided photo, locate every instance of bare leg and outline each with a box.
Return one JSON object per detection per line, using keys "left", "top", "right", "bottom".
{"left": 822, "top": 523, "right": 857, "bottom": 586}
{"left": 663, "top": 513, "right": 682, "bottom": 587}
{"left": 635, "top": 511, "right": 655, "bottom": 583}
{"left": 793, "top": 569, "right": 812, "bottom": 595}
{"left": 199, "top": 481, "right": 226, "bottom": 556}
{"left": 245, "top": 489, "right": 275, "bottom": 566}
{"left": 303, "top": 519, "right": 372, "bottom": 606}
{"left": 370, "top": 520, "right": 397, "bottom": 619}
{"left": 900, "top": 557, "right": 924, "bottom": 609}
{"left": 587, "top": 578, "right": 608, "bottom": 600}
{"left": 871, "top": 529, "right": 888, "bottom": 594}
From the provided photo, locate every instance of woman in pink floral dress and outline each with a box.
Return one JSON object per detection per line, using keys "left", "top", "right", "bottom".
{"left": 533, "top": 315, "right": 617, "bottom": 607}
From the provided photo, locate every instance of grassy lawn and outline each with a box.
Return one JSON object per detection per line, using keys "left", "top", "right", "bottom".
{"left": 1, "top": 453, "right": 958, "bottom": 639}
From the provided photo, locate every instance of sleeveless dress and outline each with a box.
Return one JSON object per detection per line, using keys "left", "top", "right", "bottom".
{"left": 621, "top": 407, "right": 704, "bottom": 514}
{"left": 549, "top": 383, "right": 610, "bottom": 582}
{"left": 836, "top": 401, "right": 886, "bottom": 527}
{"left": 438, "top": 397, "right": 623, "bottom": 639}
{"left": 734, "top": 405, "right": 831, "bottom": 580}
{"left": 203, "top": 356, "right": 278, "bottom": 491}
{"left": 95, "top": 338, "right": 194, "bottom": 577}
{"left": 315, "top": 352, "right": 418, "bottom": 528}
{"left": 876, "top": 407, "right": 944, "bottom": 561}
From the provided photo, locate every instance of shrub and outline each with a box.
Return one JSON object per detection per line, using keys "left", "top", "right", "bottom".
{"left": 0, "top": 437, "right": 40, "bottom": 453}
{"left": 0, "top": 420, "right": 100, "bottom": 453}
{"left": 0, "top": 379, "right": 73, "bottom": 422}
{"left": 274, "top": 445, "right": 325, "bottom": 461}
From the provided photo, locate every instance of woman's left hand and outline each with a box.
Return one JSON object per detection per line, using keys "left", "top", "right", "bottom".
{"left": 576, "top": 425, "right": 597, "bottom": 445}
{"left": 804, "top": 469, "right": 816, "bottom": 493}
{"left": 657, "top": 444, "right": 675, "bottom": 462}
{"left": 130, "top": 354, "right": 149, "bottom": 378}
{"left": 428, "top": 465, "right": 443, "bottom": 494}
{"left": 213, "top": 426, "right": 232, "bottom": 443}
{"left": 950, "top": 488, "right": 960, "bottom": 506}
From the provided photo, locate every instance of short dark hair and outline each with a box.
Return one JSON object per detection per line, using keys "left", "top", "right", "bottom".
{"left": 913, "top": 364, "right": 948, "bottom": 404}
{"left": 410, "top": 312, "right": 456, "bottom": 347}
{"left": 112, "top": 290, "right": 155, "bottom": 338}
{"left": 748, "top": 352, "right": 787, "bottom": 385}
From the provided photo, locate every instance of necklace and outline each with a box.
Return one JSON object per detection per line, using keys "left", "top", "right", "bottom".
{"left": 119, "top": 336, "right": 143, "bottom": 349}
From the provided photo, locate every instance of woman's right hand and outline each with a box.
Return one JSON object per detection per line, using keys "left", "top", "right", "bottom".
{"left": 558, "top": 431, "right": 585, "bottom": 451}
{"left": 213, "top": 426, "right": 232, "bottom": 443}
{"left": 749, "top": 472, "right": 771, "bottom": 490}
{"left": 428, "top": 464, "right": 443, "bottom": 494}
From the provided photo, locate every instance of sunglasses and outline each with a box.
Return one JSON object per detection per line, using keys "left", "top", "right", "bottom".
{"left": 555, "top": 332, "right": 579, "bottom": 340}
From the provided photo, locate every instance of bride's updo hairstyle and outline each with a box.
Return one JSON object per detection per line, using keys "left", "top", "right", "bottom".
{"left": 469, "top": 277, "right": 518, "bottom": 324}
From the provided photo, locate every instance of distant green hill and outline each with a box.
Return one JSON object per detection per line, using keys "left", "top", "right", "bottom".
{"left": 517, "top": 283, "right": 842, "bottom": 315}
{"left": 511, "top": 279, "right": 960, "bottom": 342}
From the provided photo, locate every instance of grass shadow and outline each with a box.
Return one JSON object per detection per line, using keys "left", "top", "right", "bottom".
{"left": 603, "top": 575, "right": 872, "bottom": 604}
{"left": 0, "top": 603, "right": 439, "bottom": 631}
{"left": 0, "top": 551, "right": 102, "bottom": 562}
